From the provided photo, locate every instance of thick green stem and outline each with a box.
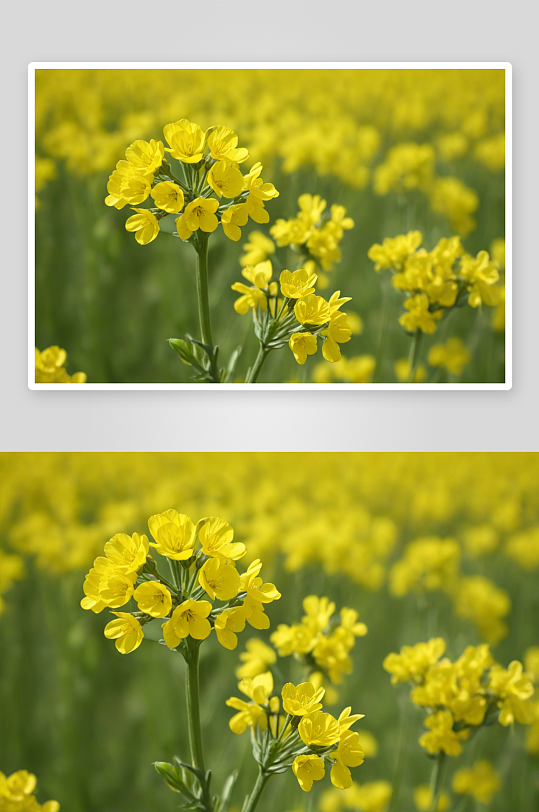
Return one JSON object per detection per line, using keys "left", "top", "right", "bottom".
{"left": 185, "top": 641, "right": 213, "bottom": 811}
{"left": 186, "top": 643, "right": 205, "bottom": 773}
{"left": 245, "top": 346, "right": 270, "bottom": 384}
{"left": 195, "top": 235, "right": 213, "bottom": 348}
{"left": 242, "top": 769, "right": 270, "bottom": 812}
{"left": 407, "top": 331, "right": 423, "bottom": 383}
{"left": 428, "top": 752, "right": 446, "bottom": 812}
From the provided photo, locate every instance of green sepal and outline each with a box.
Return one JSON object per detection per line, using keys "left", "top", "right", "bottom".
{"left": 153, "top": 761, "right": 196, "bottom": 800}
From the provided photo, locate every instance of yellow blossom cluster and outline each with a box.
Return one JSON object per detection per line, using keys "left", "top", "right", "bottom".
{"left": 319, "top": 781, "right": 392, "bottom": 812}
{"left": 80, "top": 510, "right": 280, "bottom": 654}
{"left": 389, "top": 537, "right": 511, "bottom": 642}
{"left": 35, "top": 69, "right": 504, "bottom": 204}
{"left": 368, "top": 231, "right": 504, "bottom": 337}
{"left": 231, "top": 256, "right": 354, "bottom": 365}
{"left": 269, "top": 193, "right": 354, "bottom": 278}
{"left": 312, "top": 355, "right": 376, "bottom": 384}
{"left": 104, "top": 119, "right": 278, "bottom": 245}
{"left": 0, "top": 771, "right": 59, "bottom": 812}
{"left": 270, "top": 596, "right": 368, "bottom": 689}
{"left": 384, "top": 638, "right": 535, "bottom": 756}
{"left": 226, "top": 674, "right": 365, "bottom": 792}
{"left": 452, "top": 760, "right": 501, "bottom": 804}
{"left": 35, "top": 346, "right": 87, "bottom": 384}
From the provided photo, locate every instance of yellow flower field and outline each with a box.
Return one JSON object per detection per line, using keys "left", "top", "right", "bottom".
{"left": 1, "top": 452, "right": 537, "bottom": 811}
{"left": 34, "top": 68, "right": 506, "bottom": 383}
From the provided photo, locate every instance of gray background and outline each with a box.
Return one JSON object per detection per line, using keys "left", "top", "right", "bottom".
{"left": 4, "top": 1, "right": 536, "bottom": 451}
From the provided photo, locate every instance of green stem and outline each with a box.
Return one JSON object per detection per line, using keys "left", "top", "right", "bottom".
{"left": 428, "top": 753, "right": 446, "bottom": 812}
{"left": 242, "top": 769, "right": 270, "bottom": 812}
{"left": 195, "top": 234, "right": 213, "bottom": 348}
{"left": 407, "top": 331, "right": 423, "bottom": 383}
{"left": 185, "top": 641, "right": 213, "bottom": 811}
{"left": 373, "top": 275, "right": 391, "bottom": 383}
{"left": 245, "top": 346, "right": 270, "bottom": 384}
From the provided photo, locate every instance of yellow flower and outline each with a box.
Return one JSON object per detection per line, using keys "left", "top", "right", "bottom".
{"left": 2, "top": 770, "right": 36, "bottom": 799}
{"left": 148, "top": 509, "right": 196, "bottom": 560}
{"left": 242, "top": 595, "right": 271, "bottom": 630}
{"left": 231, "top": 282, "right": 267, "bottom": 314}
{"left": 239, "top": 671, "right": 274, "bottom": 704}
{"left": 322, "top": 313, "right": 352, "bottom": 363}
{"left": 295, "top": 294, "right": 331, "bottom": 326}
{"left": 226, "top": 696, "right": 266, "bottom": 734}
{"left": 299, "top": 710, "right": 340, "bottom": 747}
{"left": 125, "top": 139, "right": 164, "bottom": 174}
{"left": 199, "top": 557, "right": 240, "bottom": 600}
{"left": 242, "top": 260, "right": 273, "bottom": 289}
{"left": 452, "top": 761, "right": 501, "bottom": 804}
{"left": 414, "top": 785, "right": 450, "bottom": 811}
{"left": 162, "top": 599, "right": 212, "bottom": 647}
{"left": 243, "top": 162, "right": 279, "bottom": 201}
{"left": 292, "top": 755, "right": 325, "bottom": 792}
{"left": 207, "top": 125, "right": 248, "bottom": 164}
{"left": 207, "top": 161, "right": 244, "bottom": 198}
{"left": 459, "top": 250, "right": 501, "bottom": 307}
{"left": 133, "top": 581, "right": 172, "bottom": 618}
{"left": 428, "top": 338, "right": 471, "bottom": 376}
{"left": 151, "top": 181, "right": 185, "bottom": 213}
{"left": 221, "top": 203, "right": 250, "bottom": 241}
{"left": 282, "top": 682, "right": 325, "bottom": 716}
{"left": 104, "top": 612, "right": 144, "bottom": 654}
{"left": 163, "top": 119, "right": 206, "bottom": 163}
{"left": 125, "top": 208, "right": 160, "bottom": 245}
{"left": 240, "top": 559, "right": 281, "bottom": 604}
{"left": 236, "top": 638, "right": 277, "bottom": 679}
{"left": 176, "top": 197, "right": 219, "bottom": 239}
{"left": 488, "top": 660, "right": 535, "bottom": 725}
{"left": 197, "top": 517, "right": 246, "bottom": 559}
{"left": 419, "top": 710, "right": 469, "bottom": 756}
{"left": 394, "top": 359, "right": 427, "bottom": 383}
{"left": 99, "top": 571, "right": 136, "bottom": 608}
{"left": 330, "top": 731, "right": 365, "bottom": 789}
{"left": 280, "top": 268, "right": 318, "bottom": 299}
{"left": 383, "top": 638, "right": 446, "bottom": 684}
{"left": 289, "top": 332, "right": 318, "bottom": 365}
{"left": 241, "top": 231, "right": 275, "bottom": 266}
{"left": 215, "top": 607, "right": 247, "bottom": 650}
{"left": 399, "top": 294, "right": 443, "bottom": 334}
{"left": 368, "top": 231, "right": 423, "bottom": 271}
{"left": 104, "top": 532, "right": 149, "bottom": 573}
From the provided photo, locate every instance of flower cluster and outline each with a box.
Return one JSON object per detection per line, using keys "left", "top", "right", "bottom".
{"left": 80, "top": 511, "right": 280, "bottom": 654}
{"left": 384, "top": 638, "right": 535, "bottom": 756}
{"left": 0, "top": 770, "right": 59, "bottom": 812}
{"left": 452, "top": 760, "right": 501, "bottom": 804}
{"left": 231, "top": 261, "right": 353, "bottom": 365}
{"left": 312, "top": 355, "right": 376, "bottom": 384}
{"left": 319, "top": 781, "right": 392, "bottom": 812}
{"left": 271, "top": 596, "right": 368, "bottom": 689}
{"left": 226, "top": 675, "right": 365, "bottom": 792}
{"left": 35, "top": 346, "right": 86, "bottom": 384}
{"left": 368, "top": 232, "right": 504, "bottom": 335}
{"left": 269, "top": 194, "right": 354, "bottom": 281}
{"left": 105, "top": 120, "right": 278, "bottom": 245}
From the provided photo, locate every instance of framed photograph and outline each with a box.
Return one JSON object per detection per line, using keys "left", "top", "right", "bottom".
{"left": 30, "top": 63, "right": 511, "bottom": 389}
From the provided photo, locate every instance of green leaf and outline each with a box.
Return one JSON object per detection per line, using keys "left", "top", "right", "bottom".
{"left": 153, "top": 762, "right": 196, "bottom": 800}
